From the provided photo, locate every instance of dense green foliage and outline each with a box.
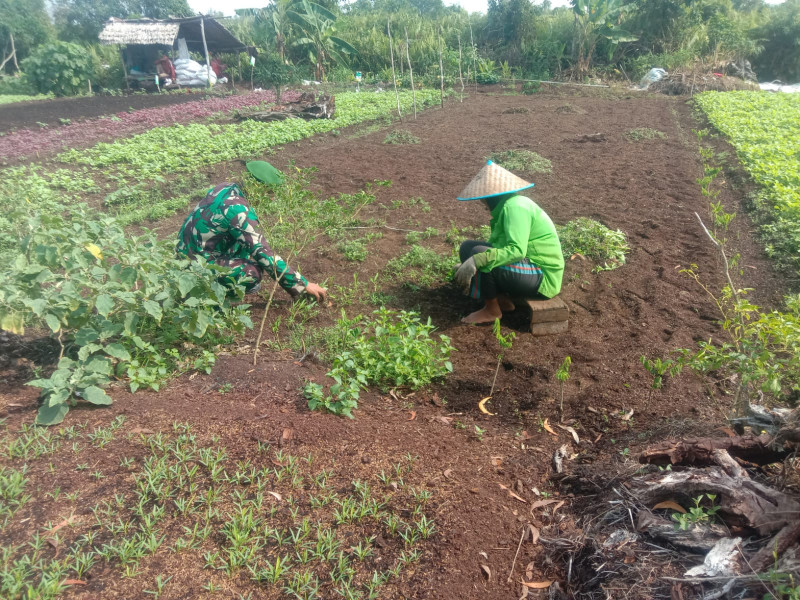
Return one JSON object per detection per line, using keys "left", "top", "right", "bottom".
{"left": 557, "top": 217, "right": 630, "bottom": 272}
{"left": 695, "top": 91, "right": 800, "bottom": 277}
{"left": 21, "top": 41, "right": 92, "bottom": 96}
{"left": 0, "top": 93, "right": 52, "bottom": 104}
{"left": 305, "top": 309, "right": 454, "bottom": 417}
{"left": 0, "top": 208, "right": 251, "bottom": 425}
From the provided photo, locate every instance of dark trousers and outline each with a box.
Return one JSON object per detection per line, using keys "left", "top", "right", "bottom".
{"left": 460, "top": 240, "right": 543, "bottom": 301}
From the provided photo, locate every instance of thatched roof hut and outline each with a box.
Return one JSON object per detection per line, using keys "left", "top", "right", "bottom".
{"left": 99, "top": 16, "right": 250, "bottom": 55}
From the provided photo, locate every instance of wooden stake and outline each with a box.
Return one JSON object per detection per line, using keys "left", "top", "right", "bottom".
{"left": 458, "top": 33, "right": 464, "bottom": 101}
{"left": 437, "top": 26, "right": 444, "bottom": 109}
{"left": 119, "top": 47, "right": 130, "bottom": 91}
{"left": 387, "top": 19, "right": 402, "bottom": 119}
{"left": 404, "top": 27, "right": 416, "bottom": 119}
{"left": 10, "top": 32, "right": 18, "bottom": 70}
{"left": 469, "top": 16, "right": 477, "bottom": 92}
{"left": 200, "top": 16, "right": 212, "bottom": 90}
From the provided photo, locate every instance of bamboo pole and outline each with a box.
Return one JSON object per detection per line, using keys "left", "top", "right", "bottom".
{"left": 437, "top": 26, "right": 444, "bottom": 109}
{"left": 200, "top": 16, "right": 212, "bottom": 90}
{"left": 119, "top": 47, "right": 130, "bottom": 91}
{"left": 457, "top": 33, "right": 464, "bottom": 101}
{"left": 468, "top": 16, "right": 477, "bottom": 92}
{"left": 387, "top": 19, "right": 402, "bottom": 119}
{"left": 404, "top": 27, "right": 416, "bottom": 119}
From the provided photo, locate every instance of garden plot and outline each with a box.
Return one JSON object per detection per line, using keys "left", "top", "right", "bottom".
{"left": 1, "top": 89, "right": 796, "bottom": 599}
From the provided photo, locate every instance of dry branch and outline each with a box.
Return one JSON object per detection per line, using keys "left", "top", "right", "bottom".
{"left": 638, "top": 433, "right": 789, "bottom": 467}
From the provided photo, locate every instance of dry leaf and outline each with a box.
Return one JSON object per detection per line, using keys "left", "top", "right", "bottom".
{"left": 525, "top": 524, "right": 540, "bottom": 545}
{"left": 491, "top": 456, "right": 503, "bottom": 468}
{"left": 130, "top": 427, "right": 154, "bottom": 435}
{"left": 521, "top": 580, "right": 553, "bottom": 589}
{"left": 478, "top": 396, "right": 495, "bottom": 416}
{"left": 479, "top": 551, "right": 488, "bottom": 559}
{"left": 624, "top": 554, "right": 636, "bottom": 564}
{"left": 481, "top": 564, "right": 492, "bottom": 581}
{"left": 718, "top": 427, "right": 736, "bottom": 438}
{"left": 542, "top": 418, "right": 557, "bottom": 436}
{"left": 653, "top": 500, "right": 687, "bottom": 514}
{"left": 593, "top": 433, "right": 602, "bottom": 444}
{"left": 499, "top": 483, "right": 527, "bottom": 503}
{"left": 408, "top": 411, "right": 417, "bottom": 421}
{"left": 443, "top": 469, "right": 454, "bottom": 479}
{"left": 552, "top": 500, "right": 565, "bottom": 515}
{"left": 621, "top": 408, "right": 635, "bottom": 421}
{"left": 521, "top": 430, "right": 531, "bottom": 440}
{"left": 281, "top": 428, "right": 294, "bottom": 441}
{"left": 84, "top": 243, "right": 103, "bottom": 260}
{"left": 63, "top": 579, "right": 87, "bottom": 586}
{"left": 556, "top": 424, "right": 580, "bottom": 444}
{"left": 47, "top": 515, "right": 77, "bottom": 536}
{"left": 525, "top": 561, "right": 535, "bottom": 579}
{"left": 530, "top": 499, "right": 559, "bottom": 510}
{"left": 268, "top": 491, "right": 282, "bottom": 501}
{"left": 586, "top": 406, "right": 599, "bottom": 413}
{"left": 433, "top": 416, "right": 453, "bottom": 425}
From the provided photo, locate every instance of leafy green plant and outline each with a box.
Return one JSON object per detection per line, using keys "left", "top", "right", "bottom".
{"left": 383, "top": 129, "right": 420, "bottom": 144}
{"left": 487, "top": 149, "right": 552, "bottom": 174}
{"left": 305, "top": 308, "right": 454, "bottom": 417}
{"left": 21, "top": 42, "right": 93, "bottom": 97}
{"left": 555, "top": 356, "right": 571, "bottom": 414}
{"left": 640, "top": 355, "right": 682, "bottom": 404}
{"left": 385, "top": 245, "right": 453, "bottom": 288}
{"left": 624, "top": 127, "right": 666, "bottom": 142}
{"left": 557, "top": 217, "right": 629, "bottom": 272}
{"left": 0, "top": 208, "right": 252, "bottom": 424}
{"left": 671, "top": 494, "right": 721, "bottom": 531}
{"left": 488, "top": 318, "right": 516, "bottom": 399}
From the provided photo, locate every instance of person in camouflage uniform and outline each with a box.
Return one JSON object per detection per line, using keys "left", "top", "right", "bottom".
{"left": 176, "top": 182, "right": 327, "bottom": 301}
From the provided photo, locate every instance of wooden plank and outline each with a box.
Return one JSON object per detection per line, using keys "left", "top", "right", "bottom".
{"left": 531, "top": 320, "right": 568, "bottom": 336}
{"left": 526, "top": 296, "right": 569, "bottom": 323}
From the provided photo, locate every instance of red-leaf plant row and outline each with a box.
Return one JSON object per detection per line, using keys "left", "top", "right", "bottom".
{"left": 0, "top": 90, "right": 301, "bottom": 163}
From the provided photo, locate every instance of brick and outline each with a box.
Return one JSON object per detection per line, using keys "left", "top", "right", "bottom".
{"left": 531, "top": 320, "right": 569, "bottom": 336}
{"left": 525, "top": 296, "right": 569, "bottom": 324}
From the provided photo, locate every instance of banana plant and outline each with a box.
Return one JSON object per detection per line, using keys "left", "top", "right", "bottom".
{"left": 288, "top": 0, "right": 357, "bottom": 81}
{"left": 571, "top": 0, "right": 637, "bottom": 76}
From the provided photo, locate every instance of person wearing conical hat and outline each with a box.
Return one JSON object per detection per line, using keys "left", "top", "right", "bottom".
{"left": 176, "top": 161, "right": 327, "bottom": 301}
{"left": 454, "top": 161, "right": 564, "bottom": 324}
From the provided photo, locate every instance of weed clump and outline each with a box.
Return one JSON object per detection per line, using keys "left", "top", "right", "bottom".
{"left": 385, "top": 245, "right": 454, "bottom": 287}
{"left": 383, "top": 129, "right": 420, "bottom": 145}
{"left": 487, "top": 149, "right": 552, "bottom": 174}
{"left": 625, "top": 127, "right": 667, "bottom": 142}
{"left": 557, "top": 217, "right": 629, "bottom": 272}
{"left": 305, "top": 308, "right": 454, "bottom": 417}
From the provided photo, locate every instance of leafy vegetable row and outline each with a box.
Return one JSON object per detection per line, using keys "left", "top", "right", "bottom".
{"left": 695, "top": 91, "right": 800, "bottom": 275}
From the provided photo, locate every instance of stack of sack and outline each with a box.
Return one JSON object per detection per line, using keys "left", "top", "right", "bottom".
{"left": 174, "top": 58, "right": 217, "bottom": 87}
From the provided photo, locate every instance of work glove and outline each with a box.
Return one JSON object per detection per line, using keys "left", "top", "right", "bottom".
{"left": 454, "top": 256, "right": 477, "bottom": 292}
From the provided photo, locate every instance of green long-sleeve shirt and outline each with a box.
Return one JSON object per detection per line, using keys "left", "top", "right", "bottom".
{"left": 472, "top": 195, "right": 564, "bottom": 298}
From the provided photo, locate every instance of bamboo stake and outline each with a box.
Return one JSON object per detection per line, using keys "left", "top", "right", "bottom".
{"left": 200, "top": 16, "right": 212, "bottom": 90}
{"left": 437, "top": 26, "right": 444, "bottom": 109}
{"left": 404, "top": 27, "right": 417, "bottom": 119}
{"left": 468, "top": 16, "right": 477, "bottom": 92}
{"left": 387, "top": 19, "right": 402, "bottom": 119}
{"left": 457, "top": 33, "right": 464, "bottom": 101}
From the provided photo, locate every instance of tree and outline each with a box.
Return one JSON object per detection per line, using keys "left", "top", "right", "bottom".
{"left": 571, "top": 0, "right": 636, "bottom": 76}
{"left": 52, "top": 0, "right": 193, "bottom": 43}
{"left": 288, "top": 0, "right": 357, "bottom": 80}
{"left": 245, "top": 0, "right": 296, "bottom": 63}
{"left": 0, "top": 0, "right": 54, "bottom": 73}
{"left": 753, "top": 0, "right": 800, "bottom": 81}
{"left": 486, "top": 0, "right": 536, "bottom": 63}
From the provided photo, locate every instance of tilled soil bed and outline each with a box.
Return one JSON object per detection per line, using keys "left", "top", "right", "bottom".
{"left": 0, "top": 88, "right": 791, "bottom": 599}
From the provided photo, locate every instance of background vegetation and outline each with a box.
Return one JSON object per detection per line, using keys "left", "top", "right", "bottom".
{"left": 2, "top": 0, "right": 799, "bottom": 97}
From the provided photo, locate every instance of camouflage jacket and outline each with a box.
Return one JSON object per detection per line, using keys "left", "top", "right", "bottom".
{"left": 176, "top": 183, "right": 308, "bottom": 295}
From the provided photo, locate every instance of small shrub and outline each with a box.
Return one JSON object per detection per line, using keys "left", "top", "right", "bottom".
{"left": 625, "top": 128, "right": 667, "bottom": 142}
{"left": 522, "top": 81, "right": 541, "bottom": 94}
{"left": 488, "top": 150, "right": 552, "bottom": 174}
{"left": 21, "top": 42, "right": 93, "bottom": 97}
{"left": 557, "top": 217, "right": 629, "bottom": 272}
{"left": 304, "top": 308, "right": 454, "bottom": 417}
{"left": 385, "top": 245, "right": 453, "bottom": 287}
{"left": 338, "top": 238, "right": 368, "bottom": 262}
{"left": 476, "top": 72, "right": 500, "bottom": 85}
{"left": 383, "top": 129, "right": 420, "bottom": 145}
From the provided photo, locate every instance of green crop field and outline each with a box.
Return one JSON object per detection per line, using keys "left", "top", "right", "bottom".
{"left": 695, "top": 91, "right": 800, "bottom": 275}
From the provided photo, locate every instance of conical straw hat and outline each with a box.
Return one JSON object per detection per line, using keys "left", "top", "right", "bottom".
{"left": 457, "top": 160, "right": 534, "bottom": 201}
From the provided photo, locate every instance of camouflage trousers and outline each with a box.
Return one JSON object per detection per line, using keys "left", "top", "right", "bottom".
{"left": 215, "top": 257, "right": 264, "bottom": 293}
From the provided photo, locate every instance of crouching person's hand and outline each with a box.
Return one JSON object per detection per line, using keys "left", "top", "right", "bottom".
{"left": 304, "top": 282, "right": 328, "bottom": 302}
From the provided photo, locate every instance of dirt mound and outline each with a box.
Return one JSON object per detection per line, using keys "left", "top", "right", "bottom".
{"left": 502, "top": 107, "right": 529, "bottom": 114}
{"left": 650, "top": 72, "right": 757, "bottom": 95}
{"left": 555, "top": 103, "right": 586, "bottom": 114}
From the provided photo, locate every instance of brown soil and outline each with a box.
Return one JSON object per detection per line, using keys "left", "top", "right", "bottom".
{"left": 0, "top": 90, "right": 208, "bottom": 132}
{"left": 0, "top": 88, "right": 790, "bottom": 599}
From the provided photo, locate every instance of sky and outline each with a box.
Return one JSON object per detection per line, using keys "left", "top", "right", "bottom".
{"left": 187, "top": 0, "right": 572, "bottom": 17}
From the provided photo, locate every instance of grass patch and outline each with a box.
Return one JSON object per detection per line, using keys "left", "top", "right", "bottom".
{"left": 0, "top": 422, "right": 437, "bottom": 598}
{"left": 557, "top": 217, "right": 629, "bottom": 272}
{"left": 385, "top": 245, "right": 454, "bottom": 288}
{"left": 625, "top": 127, "right": 666, "bottom": 142}
{"left": 487, "top": 150, "right": 552, "bottom": 174}
{"left": 383, "top": 129, "right": 420, "bottom": 145}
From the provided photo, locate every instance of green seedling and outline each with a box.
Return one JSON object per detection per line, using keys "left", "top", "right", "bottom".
{"left": 556, "top": 356, "right": 572, "bottom": 414}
